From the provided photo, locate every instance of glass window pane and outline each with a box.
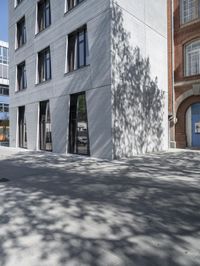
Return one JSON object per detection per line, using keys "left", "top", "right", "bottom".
{"left": 185, "top": 40, "right": 200, "bottom": 76}
{"left": 181, "top": 0, "right": 199, "bottom": 24}
{"left": 78, "top": 41, "right": 84, "bottom": 67}
{"left": 40, "top": 100, "right": 52, "bottom": 151}
{"left": 68, "top": 34, "right": 76, "bottom": 71}
{"left": 68, "top": 92, "right": 90, "bottom": 155}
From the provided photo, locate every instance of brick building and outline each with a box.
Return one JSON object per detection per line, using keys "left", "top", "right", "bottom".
{"left": 169, "top": 0, "right": 200, "bottom": 148}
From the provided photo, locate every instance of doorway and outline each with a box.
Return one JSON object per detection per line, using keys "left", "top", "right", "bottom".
{"left": 68, "top": 92, "right": 90, "bottom": 155}
{"left": 18, "top": 106, "right": 27, "bottom": 148}
{"left": 191, "top": 103, "right": 200, "bottom": 147}
{"left": 39, "top": 100, "right": 52, "bottom": 151}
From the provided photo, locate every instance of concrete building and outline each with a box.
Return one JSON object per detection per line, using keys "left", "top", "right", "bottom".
{"left": 9, "top": 0, "right": 168, "bottom": 159}
{"left": 169, "top": 0, "right": 200, "bottom": 149}
{"left": 0, "top": 41, "right": 9, "bottom": 144}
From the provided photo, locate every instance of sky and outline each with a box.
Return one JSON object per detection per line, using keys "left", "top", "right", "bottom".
{"left": 0, "top": 0, "right": 8, "bottom": 42}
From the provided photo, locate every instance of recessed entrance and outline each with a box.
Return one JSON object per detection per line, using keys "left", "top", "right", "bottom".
{"left": 186, "top": 103, "right": 200, "bottom": 148}
{"left": 176, "top": 95, "right": 200, "bottom": 149}
{"left": 39, "top": 100, "right": 52, "bottom": 151}
{"left": 18, "top": 106, "right": 27, "bottom": 148}
{"left": 68, "top": 92, "right": 90, "bottom": 156}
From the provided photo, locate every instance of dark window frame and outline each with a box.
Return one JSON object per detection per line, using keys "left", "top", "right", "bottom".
{"left": 18, "top": 106, "right": 27, "bottom": 149}
{"left": 67, "top": 26, "right": 89, "bottom": 72}
{"left": 68, "top": 92, "right": 90, "bottom": 156}
{"left": 16, "top": 16, "right": 26, "bottom": 48}
{"left": 17, "top": 61, "right": 27, "bottom": 91}
{"left": 38, "top": 46, "right": 51, "bottom": 83}
{"left": 0, "top": 46, "right": 9, "bottom": 65}
{"left": 37, "top": 0, "right": 51, "bottom": 33}
{"left": 0, "top": 86, "right": 9, "bottom": 96}
{"left": 39, "top": 100, "right": 52, "bottom": 152}
{"left": 15, "top": 0, "right": 24, "bottom": 7}
{"left": 66, "top": 0, "right": 84, "bottom": 11}
{"left": 0, "top": 103, "right": 9, "bottom": 113}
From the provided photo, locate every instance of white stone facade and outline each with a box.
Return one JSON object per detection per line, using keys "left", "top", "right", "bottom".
{"left": 9, "top": 0, "right": 168, "bottom": 159}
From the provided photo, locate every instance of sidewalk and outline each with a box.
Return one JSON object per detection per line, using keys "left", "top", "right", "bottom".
{"left": 0, "top": 147, "right": 199, "bottom": 266}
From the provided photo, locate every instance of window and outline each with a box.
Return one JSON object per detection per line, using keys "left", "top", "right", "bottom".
{"left": 181, "top": 0, "right": 200, "bottom": 24}
{"left": 4, "top": 104, "right": 9, "bottom": 113}
{"left": 37, "top": 0, "right": 51, "bottom": 33}
{"left": 66, "top": 0, "right": 84, "bottom": 11}
{"left": 15, "top": 0, "right": 23, "bottom": 7}
{"left": 185, "top": 40, "right": 200, "bottom": 76}
{"left": 0, "top": 86, "right": 9, "bottom": 96}
{"left": 39, "top": 100, "right": 52, "bottom": 151}
{"left": 68, "top": 92, "right": 90, "bottom": 155}
{"left": 18, "top": 106, "right": 27, "bottom": 148}
{"left": 0, "top": 104, "right": 9, "bottom": 113}
{"left": 17, "top": 61, "right": 27, "bottom": 91}
{"left": 16, "top": 16, "right": 26, "bottom": 48}
{"left": 0, "top": 46, "right": 9, "bottom": 80}
{"left": 37, "top": 47, "right": 51, "bottom": 83}
{"left": 0, "top": 47, "right": 9, "bottom": 64}
{"left": 66, "top": 26, "right": 89, "bottom": 72}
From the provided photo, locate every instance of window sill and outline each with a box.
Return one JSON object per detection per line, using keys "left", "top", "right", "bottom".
{"left": 64, "top": 0, "right": 86, "bottom": 16}
{"left": 180, "top": 18, "right": 200, "bottom": 29}
{"left": 15, "top": 88, "right": 27, "bottom": 94}
{"left": 35, "top": 79, "right": 52, "bottom": 87}
{"left": 35, "top": 24, "right": 51, "bottom": 38}
{"left": 184, "top": 74, "right": 200, "bottom": 79}
{"left": 64, "top": 64, "right": 90, "bottom": 77}
{"left": 15, "top": 43, "right": 26, "bottom": 52}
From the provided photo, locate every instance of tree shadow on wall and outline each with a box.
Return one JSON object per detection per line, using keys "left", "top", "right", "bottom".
{"left": 112, "top": 3, "right": 165, "bottom": 159}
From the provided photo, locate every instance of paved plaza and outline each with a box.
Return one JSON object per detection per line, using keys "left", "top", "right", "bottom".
{"left": 0, "top": 147, "right": 200, "bottom": 266}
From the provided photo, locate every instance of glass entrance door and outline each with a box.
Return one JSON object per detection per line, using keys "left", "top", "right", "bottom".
{"left": 39, "top": 100, "right": 52, "bottom": 151}
{"left": 68, "top": 92, "right": 90, "bottom": 155}
{"left": 18, "top": 106, "right": 27, "bottom": 148}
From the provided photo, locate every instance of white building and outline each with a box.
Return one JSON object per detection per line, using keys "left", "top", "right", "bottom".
{"left": 9, "top": 0, "right": 168, "bottom": 159}
{"left": 0, "top": 41, "right": 9, "bottom": 144}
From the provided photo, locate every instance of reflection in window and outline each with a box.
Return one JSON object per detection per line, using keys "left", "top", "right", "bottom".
{"left": 68, "top": 92, "right": 90, "bottom": 155}
{"left": 38, "top": 46, "right": 51, "bottom": 83}
{"left": 180, "top": 0, "right": 200, "bottom": 24}
{"left": 0, "top": 46, "right": 9, "bottom": 80}
{"left": 17, "top": 61, "right": 27, "bottom": 91}
{"left": 0, "top": 46, "right": 9, "bottom": 64}
{"left": 185, "top": 40, "right": 200, "bottom": 76}
{"left": 0, "top": 86, "right": 9, "bottom": 96}
{"left": 0, "top": 103, "right": 9, "bottom": 113}
{"left": 17, "top": 16, "right": 26, "bottom": 48}
{"left": 37, "top": 0, "right": 51, "bottom": 33}
{"left": 66, "top": 26, "right": 89, "bottom": 72}
{"left": 18, "top": 106, "right": 27, "bottom": 148}
{"left": 16, "top": 0, "right": 23, "bottom": 6}
{"left": 66, "top": 0, "right": 84, "bottom": 11}
{"left": 39, "top": 100, "right": 52, "bottom": 151}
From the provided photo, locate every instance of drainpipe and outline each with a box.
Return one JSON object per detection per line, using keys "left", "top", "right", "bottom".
{"left": 168, "top": 0, "right": 176, "bottom": 148}
{"left": 171, "top": 0, "right": 175, "bottom": 123}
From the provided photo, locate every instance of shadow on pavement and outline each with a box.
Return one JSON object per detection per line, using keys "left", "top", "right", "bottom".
{"left": 0, "top": 149, "right": 200, "bottom": 266}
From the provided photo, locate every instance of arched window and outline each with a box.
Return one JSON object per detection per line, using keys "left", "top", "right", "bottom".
{"left": 180, "top": 0, "right": 200, "bottom": 24}
{"left": 185, "top": 40, "right": 200, "bottom": 76}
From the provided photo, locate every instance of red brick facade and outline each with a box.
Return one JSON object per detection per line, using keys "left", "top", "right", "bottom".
{"left": 170, "top": 0, "right": 200, "bottom": 148}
